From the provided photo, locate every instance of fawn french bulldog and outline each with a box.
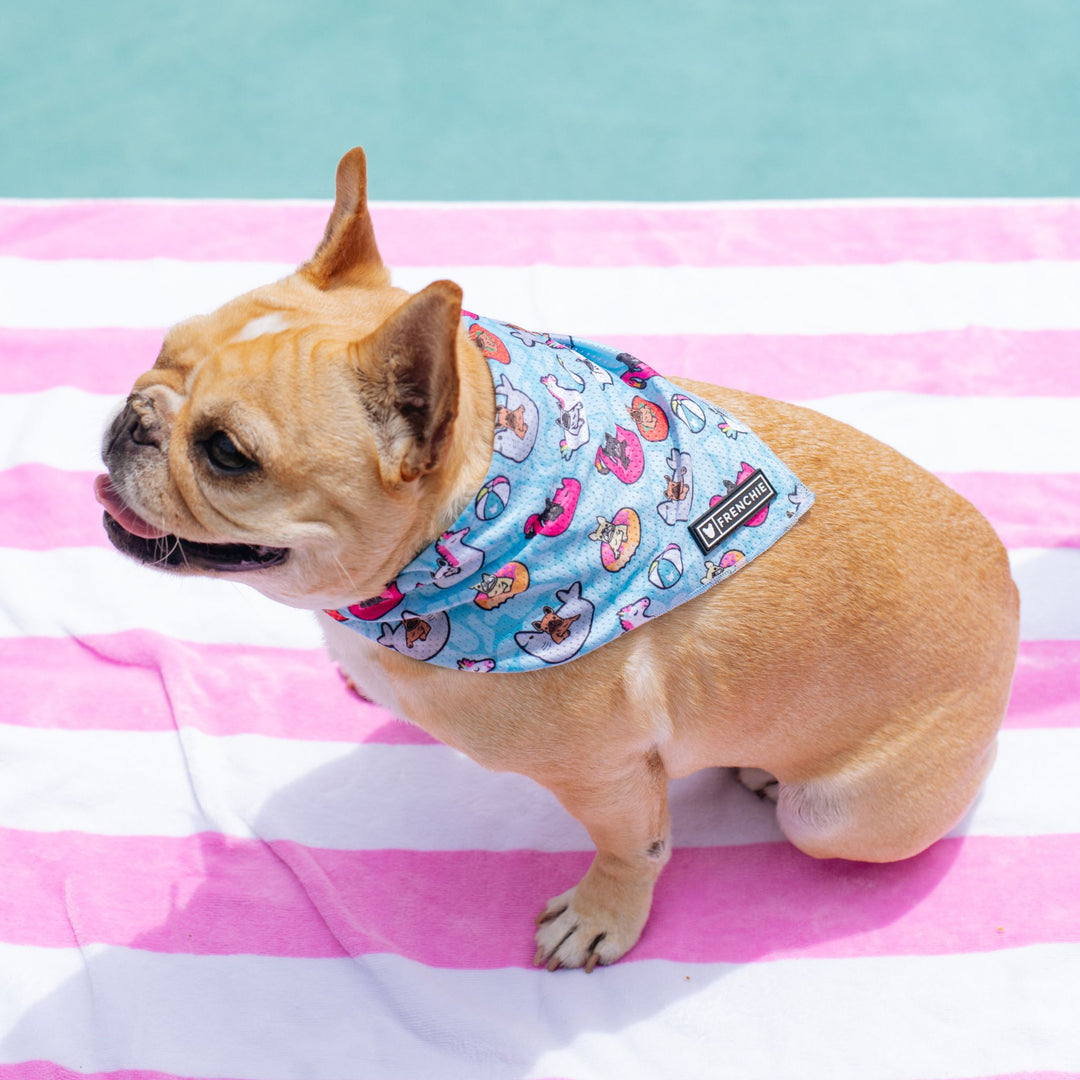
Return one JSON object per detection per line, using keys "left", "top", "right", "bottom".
{"left": 96, "top": 148, "right": 1019, "bottom": 971}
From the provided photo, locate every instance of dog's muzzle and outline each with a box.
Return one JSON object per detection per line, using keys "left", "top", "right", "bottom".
{"left": 96, "top": 398, "right": 289, "bottom": 574}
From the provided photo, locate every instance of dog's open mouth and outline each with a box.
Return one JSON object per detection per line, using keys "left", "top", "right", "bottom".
{"left": 94, "top": 475, "right": 289, "bottom": 573}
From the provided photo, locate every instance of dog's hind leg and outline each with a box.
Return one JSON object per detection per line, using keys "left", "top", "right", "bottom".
{"left": 774, "top": 695, "right": 1002, "bottom": 864}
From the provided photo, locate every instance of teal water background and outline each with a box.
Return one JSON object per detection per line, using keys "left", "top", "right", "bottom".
{"left": 2, "top": 0, "right": 1079, "bottom": 199}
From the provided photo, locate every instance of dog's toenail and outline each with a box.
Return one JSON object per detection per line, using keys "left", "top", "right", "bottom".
{"left": 535, "top": 904, "right": 567, "bottom": 926}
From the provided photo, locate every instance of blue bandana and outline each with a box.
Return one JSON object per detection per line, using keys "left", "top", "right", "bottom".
{"left": 324, "top": 314, "right": 814, "bottom": 672}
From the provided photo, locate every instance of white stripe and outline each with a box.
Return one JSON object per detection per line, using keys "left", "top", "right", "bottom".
{"left": 0, "top": 546, "right": 1073, "bottom": 645}
{"left": 800, "top": 392, "right": 1080, "bottom": 474}
{"left": 0, "top": 546, "right": 323, "bottom": 647}
{"left": 0, "top": 725, "right": 589, "bottom": 846}
{"left": 0, "top": 257, "right": 293, "bottom": 329}
{"left": 1009, "top": 547, "right": 1080, "bottom": 642}
{"left": 422, "top": 262, "right": 1080, "bottom": 335}
{"left": 0, "top": 726, "right": 1072, "bottom": 850}
{"left": 1, "top": 942, "right": 1076, "bottom": 1080}
{"left": 957, "top": 727, "right": 1080, "bottom": 841}
{"left": 4, "top": 387, "right": 1078, "bottom": 475}
{"left": 0, "top": 387, "right": 120, "bottom": 472}
{"left": 7, "top": 257, "right": 1080, "bottom": 333}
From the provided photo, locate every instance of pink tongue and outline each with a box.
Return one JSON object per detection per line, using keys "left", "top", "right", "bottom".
{"left": 94, "top": 475, "right": 170, "bottom": 540}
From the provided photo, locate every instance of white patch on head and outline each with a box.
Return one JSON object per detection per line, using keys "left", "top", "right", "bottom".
{"left": 234, "top": 313, "right": 290, "bottom": 342}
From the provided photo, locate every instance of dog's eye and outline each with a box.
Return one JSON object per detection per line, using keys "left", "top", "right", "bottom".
{"left": 203, "top": 432, "right": 256, "bottom": 473}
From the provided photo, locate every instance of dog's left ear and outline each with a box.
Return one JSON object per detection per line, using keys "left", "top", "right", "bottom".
{"left": 302, "top": 147, "right": 389, "bottom": 289}
{"left": 354, "top": 279, "right": 463, "bottom": 483}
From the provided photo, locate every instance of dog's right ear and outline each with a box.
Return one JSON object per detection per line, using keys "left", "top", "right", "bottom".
{"left": 301, "top": 147, "right": 390, "bottom": 289}
{"left": 352, "top": 279, "right": 463, "bottom": 484}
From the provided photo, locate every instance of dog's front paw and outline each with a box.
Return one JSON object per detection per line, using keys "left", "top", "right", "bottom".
{"left": 533, "top": 876, "right": 652, "bottom": 973}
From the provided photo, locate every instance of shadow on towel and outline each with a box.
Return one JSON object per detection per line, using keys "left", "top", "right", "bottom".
{"left": 3, "top": 735, "right": 967, "bottom": 1073}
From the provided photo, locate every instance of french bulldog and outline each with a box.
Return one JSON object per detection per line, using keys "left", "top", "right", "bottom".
{"left": 96, "top": 148, "right": 1019, "bottom": 971}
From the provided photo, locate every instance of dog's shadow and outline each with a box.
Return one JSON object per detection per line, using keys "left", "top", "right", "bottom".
{"left": 3, "top": 702, "right": 966, "bottom": 1076}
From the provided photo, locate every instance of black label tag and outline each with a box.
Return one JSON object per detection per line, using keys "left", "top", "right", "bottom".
{"left": 688, "top": 469, "right": 776, "bottom": 555}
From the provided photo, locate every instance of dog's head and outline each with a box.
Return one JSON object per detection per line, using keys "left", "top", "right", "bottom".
{"left": 96, "top": 148, "right": 491, "bottom": 609}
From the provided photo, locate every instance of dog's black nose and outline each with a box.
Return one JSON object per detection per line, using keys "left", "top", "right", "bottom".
{"left": 126, "top": 393, "right": 166, "bottom": 448}
{"left": 104, "top": 394, "right": 165, "bottom": 460}
{"left": 127, "top": 412, "right": 157, "bottom": 447}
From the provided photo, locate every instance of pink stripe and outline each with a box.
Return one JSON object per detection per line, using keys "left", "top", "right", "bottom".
{"left": 0, "top": 1068, "right": 238, "bottom": 1080}
{"left": 0, "top": 466, "right": 106, "bottom": 549}
{"left": 0, "top": 329, "right": 163, "bottom": 395}
{"left": 941, "top": 473, "right": 1080, "bottom": 551}
{"left": 0, "top": 634, "right": 1073, "bottom": 741}
{"left": 607, "top": 328, "right": 1080, "bottom": 399}
{"left": 4, "top": 464, "right": 1076, "bottom": 558}
{"left": 1006, "top": 641, "right": 1080, "bottom": 729}
{"left": 0, "top": 1072, "right": 571, "bottom": 1080}
{"left": 3, "top": 327, "right": 1078, "bottom": 398}
{"left": 0, "top": 633, "right": 437, "bottom": 744}
{"left": 4, "top": 200, "right": 1080, "bottom": 266}
{"left": 2, "top": 831, "right": 1078, "bottom": 967}
{"left": 8, "top": 1074, "right": 1066, "bottom": 1080}
{"left": 925, "top": 1075, "right": 1079, "bottom": 1080}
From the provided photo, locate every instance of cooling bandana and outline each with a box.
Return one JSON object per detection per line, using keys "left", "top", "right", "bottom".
{"left": 325, "top": 314, "right": 815, "bottom": 672}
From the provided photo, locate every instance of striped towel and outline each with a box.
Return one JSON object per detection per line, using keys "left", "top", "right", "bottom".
{"left": 1, "top": 199, "right": 1078, "bottom": 1080}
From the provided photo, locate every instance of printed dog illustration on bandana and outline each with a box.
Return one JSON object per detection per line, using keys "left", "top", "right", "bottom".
{"left": 657, "top": 449, "right": 694, "bottom": 525}
{"left": 493, "top": 374, "right": 539, "bottom": 462}
{"left": 523, "top": 478, "right": 581, "bottom": 539}
{"left": 515, "top": 582, "right": 596, "bottom": 665}
{"left": 540, "top": 373, "right": 590, "bottom": 459}
{"left": 377, "top": 610, "right": 452, "bottom": 661}
{"left": 472, "top": 561, "right": 530, "bottom": 610}
{"left": 595, "top": 425, "right": 645, "bottom": 484}
{"left": 589, "top": 508, "right": 642, "bottom": 572}
{"left": 468, "top": 322, "right": 511, "bottom": 366}
{"left": 627, "top": 396, "right": 669, "bottom": 442}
